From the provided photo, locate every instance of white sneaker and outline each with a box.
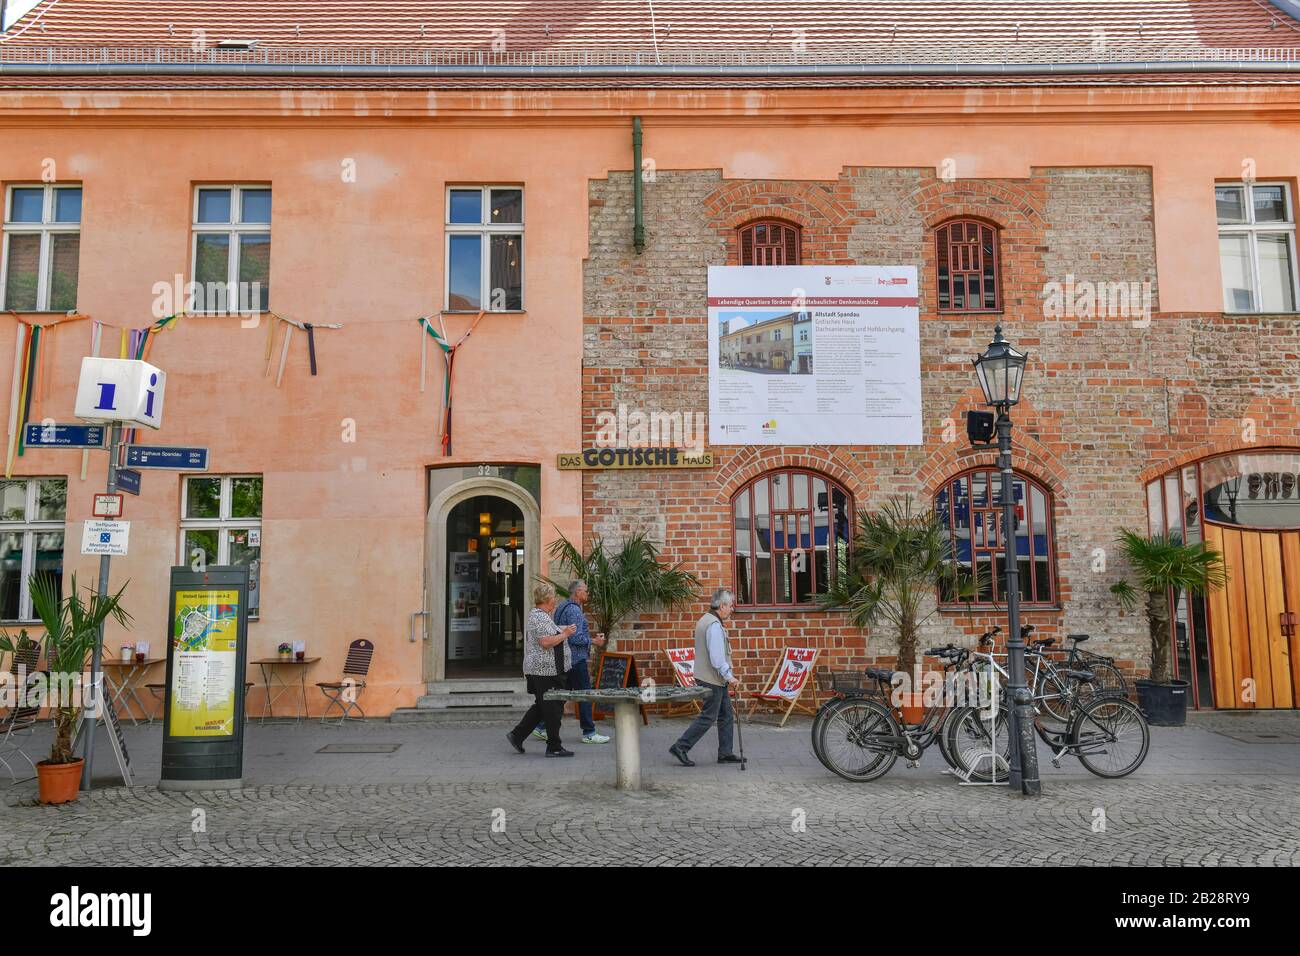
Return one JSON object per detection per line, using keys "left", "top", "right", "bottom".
{"left": 531, "top": 728, "right": 548, "bottom": 741}
{"left": 581, "top": 732, "right": 611, "bottom": 744}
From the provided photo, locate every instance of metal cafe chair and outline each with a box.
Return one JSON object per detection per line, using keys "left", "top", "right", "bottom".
{"left": 317, "top": 639, "right": 375, "bottom": 725}
{"left": 0, "top": 643, "right": 42, "bottom": 785}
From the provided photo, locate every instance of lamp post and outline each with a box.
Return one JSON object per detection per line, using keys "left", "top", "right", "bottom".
{"left": 972, "top": 324, "right": 1041, "bottom": 797}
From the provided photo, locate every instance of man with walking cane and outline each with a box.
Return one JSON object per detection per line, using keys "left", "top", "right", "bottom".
{"left": 669, "top": 589, "right": 745, "bottom": 767}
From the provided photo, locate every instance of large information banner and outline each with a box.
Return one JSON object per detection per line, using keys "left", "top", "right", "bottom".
{"left": 708, "top": 265, "right": 921, "bottom": 445}
{"left": 160, "top": 566, "right": 249, "bottom": 788}
{"left": 169, "top": 586, "right": 241, "bottom": 736}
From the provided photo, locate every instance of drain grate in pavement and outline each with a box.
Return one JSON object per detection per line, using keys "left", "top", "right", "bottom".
{"left": 1208, "top": 731, "right": 1300, "bottom": 744}
{"left": 315, "top": 743, "right": 403, "bottom": 754}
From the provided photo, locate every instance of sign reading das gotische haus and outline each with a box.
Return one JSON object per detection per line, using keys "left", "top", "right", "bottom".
{"left": 557, "top": 448, "right": 714, "bottom": 470}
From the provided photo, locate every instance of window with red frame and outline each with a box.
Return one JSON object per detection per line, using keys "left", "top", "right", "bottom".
{"left": 733, "top": 469, "right": 851, "bottom": 607}
{"left": 934, "top": 468, "right": 1057, "bottom": 606}
{"left": 936, "top": 219, "right": 1001, "bottom": 311}
{"left": 739, "top": 220, "right": 801, "bottom": 266}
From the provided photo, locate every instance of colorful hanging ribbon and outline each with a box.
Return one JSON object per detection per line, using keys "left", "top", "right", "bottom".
{"left": 419, "top": 311, "right": 486, "bottom": 456}
{"left": 81, "top": 321, "right": 104, "bottom": 480}
{"left": 263, "top": 313, "right": 339, "bottom": 386}
{"left": 304, "top": 323, "right": 318, "bottom": 375}
{"left": 4, "top": 323, "right": 27, "bottom": 478}
{"left": 15, "top": 323, "right": 40, "bottom": 458}
{"left": 134, "top": 312, "right": 182, "bottom": 363}
{"left": 125, "top": 313, "right": 182, "bottom": 445}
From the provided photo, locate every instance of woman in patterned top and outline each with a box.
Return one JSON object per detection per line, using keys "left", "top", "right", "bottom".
{"left": 506, "top": 582, "right": 577, "bottom": 757}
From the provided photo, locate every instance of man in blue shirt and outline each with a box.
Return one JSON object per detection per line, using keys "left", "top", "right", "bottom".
{"left": 533, "top": 579, "right": 610, "bottom": 744}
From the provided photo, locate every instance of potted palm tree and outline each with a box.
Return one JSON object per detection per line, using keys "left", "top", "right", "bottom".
{"left": 0, "top": 574, "right": 130, "bottom": 804}
{"left": 544, "top": 531, "right": 699, "bottom": 651}
{"left": 1109, "top": 529, "right": 1225, "bottom": 726}
{"left": 819, "top": 495, "right": 969, "bottom": 723}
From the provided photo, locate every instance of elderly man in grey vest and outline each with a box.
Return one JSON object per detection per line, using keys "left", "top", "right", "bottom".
{"left": 669, "top": 589, "right": 744, "bottom": 766}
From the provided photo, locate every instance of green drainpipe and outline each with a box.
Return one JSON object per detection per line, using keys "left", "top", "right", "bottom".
{"left": 632, "top": 117, "right": 645, "bottom": 254}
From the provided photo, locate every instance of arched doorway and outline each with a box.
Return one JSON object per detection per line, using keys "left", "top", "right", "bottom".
{"left": 425, "top": 476, "right": 541, "bottom": 683}
{"left": 1147, "top": 449, "right": 1300, "bottom": 709}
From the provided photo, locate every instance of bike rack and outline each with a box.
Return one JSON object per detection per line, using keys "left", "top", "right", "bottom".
{"left": 953, "top": 666, "right": 1007, "bottom": 787}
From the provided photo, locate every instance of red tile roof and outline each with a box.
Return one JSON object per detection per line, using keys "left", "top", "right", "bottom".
{"left": 3, "top": 0, "right": 1300, "bottom": 92}
{"left": 4, "top": 71, "right": 1300, "bottom": 91}
{"left": 3, "top": 0, "right": 1300, "bottom": 62}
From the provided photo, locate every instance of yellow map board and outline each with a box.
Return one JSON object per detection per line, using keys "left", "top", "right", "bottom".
{"left": 168, "top": 588, "right": 240, "bottom": 737}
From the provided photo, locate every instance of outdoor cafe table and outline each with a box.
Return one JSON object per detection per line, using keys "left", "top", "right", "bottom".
{"left": 101, "top": 657, "right": 165, "bottom": 726}
{"left": 545, "top": 684, "right": 712, "bottom": 791}
{"left": 251, "top": 657, "right": 321, "bottom": 723}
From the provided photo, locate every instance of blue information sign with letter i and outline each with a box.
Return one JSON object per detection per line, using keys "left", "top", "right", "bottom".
{"left": 123, "top": 445, "right": 209, "bottom": 471}
{"left": 23, "top": 423, "right": 107, "bottom": 448}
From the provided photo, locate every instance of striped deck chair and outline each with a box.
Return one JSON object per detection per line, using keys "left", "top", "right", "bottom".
{"left": 660, "top": 646, "right": 703, "bottom": 716}
{"left": 745, "top": 647, "right": 822, "bottom": 727}
{"left": 317, "top": 639, "right": 375, "bottom": 724}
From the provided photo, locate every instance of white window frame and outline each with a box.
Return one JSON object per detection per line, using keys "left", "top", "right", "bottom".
{"left": 1217, "top": 181, "right": 1299, "bottom": 314}
{"left": 0, "top": 477, "right": 67, "bottom": 623}
{"left": 1, "top": 184, "right": 82, "bottom": 313}
{"left": 179, "top": 474, "right": 263, "bottom": 618}
{"left": 444, "top": 185, "right": 524, "bottom": 313}
{"left": 190, "top": 184, "right": 271, "bottom": 315}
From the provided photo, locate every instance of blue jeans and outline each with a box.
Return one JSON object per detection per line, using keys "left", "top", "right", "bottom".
{"left": 673, "top": 681, "right": 735, "bottom": 758}
{"left": 536, "top": 658, "right": 595, "bottom": 736}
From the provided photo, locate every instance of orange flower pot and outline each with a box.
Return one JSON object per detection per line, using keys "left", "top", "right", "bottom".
{"left": 896, "top": 692, "right": 926, "bottom": 726}
{"left": 36, "top": 759, "right": 84, "bottom": 805}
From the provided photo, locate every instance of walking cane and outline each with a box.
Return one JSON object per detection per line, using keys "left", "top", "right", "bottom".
{"left": 731, "top": 683, "right": 746, "bottom": 770}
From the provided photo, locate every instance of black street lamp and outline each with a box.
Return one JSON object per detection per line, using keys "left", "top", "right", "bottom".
{"left": 972, "top": 324, "right": 1041, "bottom": 797}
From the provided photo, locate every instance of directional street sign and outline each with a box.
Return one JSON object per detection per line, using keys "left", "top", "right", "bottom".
{"left": 23, "top": 423, "right": 107, "bottom": 449}
{"left": 116, "top": 468, "right": 142, "bottom": 496}
{"left": 124, "top": 445, "right": 209, "bottom": 471}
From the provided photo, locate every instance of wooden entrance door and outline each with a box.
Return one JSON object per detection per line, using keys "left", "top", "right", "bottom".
{"left": 1203, "top": 524, "right": 1300, "bottom": 708}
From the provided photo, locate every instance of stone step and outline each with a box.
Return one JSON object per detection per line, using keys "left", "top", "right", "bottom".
{"left": 415, "top": 692, "right": 529, "bottom": 709}
{"left": 425, "top": 679, "right": 527, "bottom": 695}
{"left": 389, "top": 706, "right": 524, "bottom": 724}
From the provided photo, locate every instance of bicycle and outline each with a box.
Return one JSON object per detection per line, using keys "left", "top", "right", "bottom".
{"left": 1061, "top": 633, "right": 1129, "bottom": 697}
{"left": 1030, "top": 663, "right": 1150, "bottom": 777}
{"left": 813, "top": 641, "right": 997, "bottom": 782}
{"left": 1025, "top": 632, "right": 1126, "bottom": 729}
{"left": 947, "top": 627, "right": 1149, "bottom": 780}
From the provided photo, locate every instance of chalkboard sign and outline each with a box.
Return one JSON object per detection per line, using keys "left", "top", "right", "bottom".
{"left": 101, "top": 691, "right": 133, "bottom": 785}
{"left": 72, "top": 678, "right": 133, "bottom": 786}
{"left": 592, "top": 652, "right": 647, "bottom": 723}
{"left": 597, "top": 652, "right": 634, "bottom": 690}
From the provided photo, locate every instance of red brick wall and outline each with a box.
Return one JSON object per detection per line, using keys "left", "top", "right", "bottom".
{"left": 582, "top": 164, "right": 1297, "bottom": 695}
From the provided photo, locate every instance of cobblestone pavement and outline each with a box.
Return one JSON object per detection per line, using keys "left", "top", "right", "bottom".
{"left": 2, "top": 711, "right": 1297, "bottom": 866}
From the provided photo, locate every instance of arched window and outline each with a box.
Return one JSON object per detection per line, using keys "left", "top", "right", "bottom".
{"left": 733, "top": 469, "right": 851, "bottom": 607}
{"left": 936, "top": 218, "right": 1001, "bottom": 312}
{"left": 934, "top": 468, "right": 1057, "bottom": 606}
{"left": 739, "top": 220, "right": 801, "bottom": 266}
